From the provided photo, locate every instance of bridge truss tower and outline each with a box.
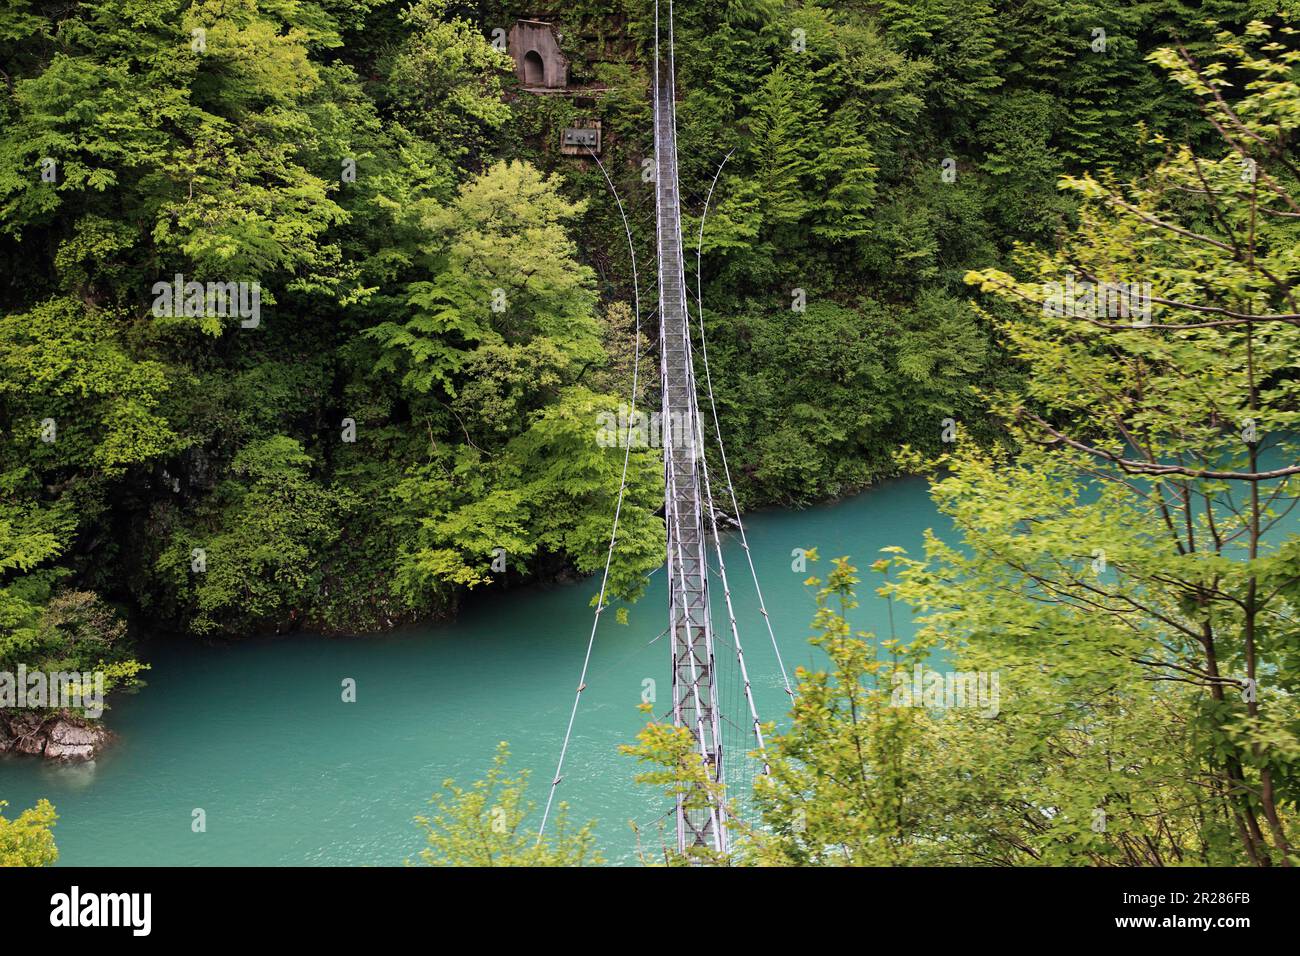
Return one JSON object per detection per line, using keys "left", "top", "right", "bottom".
{"left": 652, "top": 0, "right": 727, "bottom": 856}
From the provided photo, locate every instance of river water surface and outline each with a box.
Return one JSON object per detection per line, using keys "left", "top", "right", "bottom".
{"left": 0, "top": 478, "right": 949, "bottom": 865}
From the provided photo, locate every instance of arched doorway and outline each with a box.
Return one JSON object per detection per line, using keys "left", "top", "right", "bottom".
{"left": 523, "top": 50, "right": 544, "bottom": 86}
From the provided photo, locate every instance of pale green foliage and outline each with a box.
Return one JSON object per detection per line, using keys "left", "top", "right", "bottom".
{"left": 370, "top": 160, "right": 663, "bottom": 603}
{"left": 0, "top": 0, "right": 351, "bottom": 308}
{"left": 744, "top": 555, "right": 933, "bottom": 866}
{"left": 393, "top": 387, "right": 664, "bottom": 602}
{"left": 624, "top": 23, "right": 1300, "bottom": 868}
{"left": 899, "top": 25, "right": 1300, "bottom": 865}
{"left": 368, "top": 160, "right": 601, "bottom": 395}
{"left": 0, "top": 799, "right": 58, "bottom": 867}
{"left": 0, "top": 298, "right": 181, "bottom": 473}
{"left": 0, "top": 577, "right": 146, "bottom": 711}
{"left": 887, "top": 456, "right": 1267, "bottom": 865}
{"left": 622, "top": 719, "right": 731, "bottom": 867}
{"left": 10, "top": 590, "right": 147, "bottom": 701}
{"left": 411, "top": 743, "right": 601, "bottom": 866}
{"left": 0, "top": 0, "right": 665, "bottom": 654}
{"left": 622, "top": 554, "right": 932, "bottom": 867}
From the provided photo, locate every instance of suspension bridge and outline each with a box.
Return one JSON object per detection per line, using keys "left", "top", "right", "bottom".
{"left": 538, "top": 0, "right": 792, "bottom": 860}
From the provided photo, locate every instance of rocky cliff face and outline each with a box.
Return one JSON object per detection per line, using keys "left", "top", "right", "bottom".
{"left": 0, "top": 712, "right": 110, "bottom": 760}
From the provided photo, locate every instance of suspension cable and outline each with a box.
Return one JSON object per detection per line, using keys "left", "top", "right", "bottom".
{"left": 693, "top": 380, "right": 770, "bottom": 774}
{"left": 693, "top": 149, "right": 794, "bottom": 699}
{"left": 536, "top": 147, "right": 643, "bottom": 844}
{"left": 681, "top": 155, "right": 771, "bottom": 786}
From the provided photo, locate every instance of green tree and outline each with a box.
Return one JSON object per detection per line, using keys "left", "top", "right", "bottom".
{"left": 369, "top": 160, "right": 663, "bottom": 602}
{"left": 621, "top": 718, "right": 732, "bottom": 867}
{"left": 0, "top": 799, "right": 58, "bottom": 867}
{"left": 411, "top": 743, "right": 601, "bottom": 866}
{"left": 155, "top": 436, "right": 354, "bottom": 635}
{"left": 368, "top": 159, "right": 602, "bottom": 395}
{"left": 382, "top": 0, "right": 514, "bottom": 165}
{"left": 744, "top": 554, "right": 933, "bottom": 865}
{"left": 896, "top": 23, "right": 1300, "bottom": 866}
{"left": 2, "top": 590, "right": 147, "bottom": 706}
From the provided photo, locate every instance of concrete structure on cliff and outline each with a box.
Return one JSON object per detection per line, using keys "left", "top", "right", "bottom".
{"left": 509, "top": 20, "right": 568, "bottom": 90}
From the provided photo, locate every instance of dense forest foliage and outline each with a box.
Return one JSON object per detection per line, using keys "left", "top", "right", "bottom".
{"left": 1, "top": 0, "right": 1298, "bottom": 866}
{"left": 619, "top": 18, "right": 1300, "bottom": 867}
{"left": 411, "top": 7, "right": 1298, "bottom": 867}
{"left": 2, "top": 0, "right": 1289, "bottom": 648}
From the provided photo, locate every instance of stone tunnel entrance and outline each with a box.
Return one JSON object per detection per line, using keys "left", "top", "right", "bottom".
{"left": 523, "top": 50, "right": 544, "bottom": 86}
{"left": 509, "top": 20, "right": 568, "bottom": 89}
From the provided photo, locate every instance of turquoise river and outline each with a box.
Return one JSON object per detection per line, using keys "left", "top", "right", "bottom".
{"left": 0, "top": 478, "right": 950, "bottom": 865}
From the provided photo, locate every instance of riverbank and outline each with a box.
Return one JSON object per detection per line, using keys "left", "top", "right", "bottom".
{"left": 0, "top": 713, "right": 111, "bottom": 760}
{"left": 0, "top": 479, "right": 949, "bottom": 865}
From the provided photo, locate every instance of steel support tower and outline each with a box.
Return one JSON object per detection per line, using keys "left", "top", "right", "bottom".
{"left": 652, "top": 1, "right": 726, "bottom": 856}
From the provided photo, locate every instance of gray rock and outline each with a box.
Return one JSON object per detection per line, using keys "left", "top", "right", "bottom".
{"left": 49, "top": 720, "right": 102, "bottom": 746}
{"left": 43, "top": 719, "right": 108, "bottom": 760}
{"left": 44, "top": 741, "right": 94, "bottom": 759}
